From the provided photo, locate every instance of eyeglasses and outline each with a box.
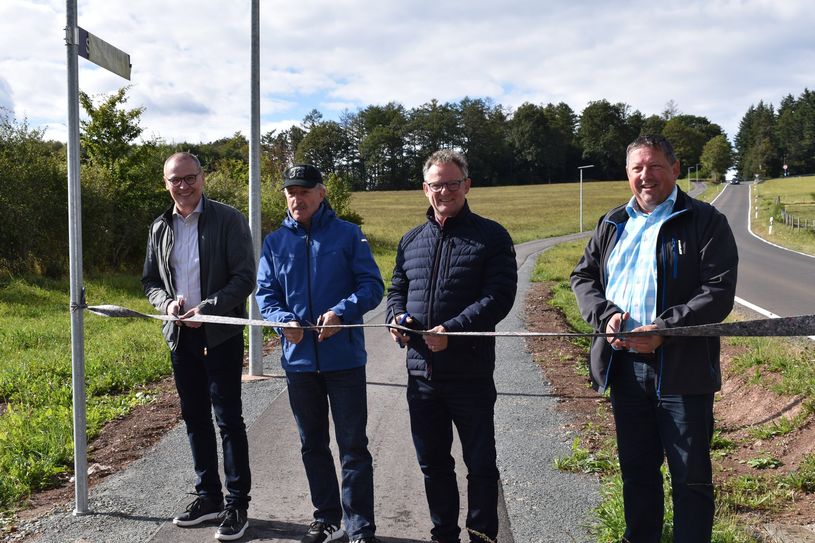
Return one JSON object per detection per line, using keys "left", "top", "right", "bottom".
{"left": 166, "top": 173, "right": 200, "bottom": 187}
{"left": 425, "top": 179, "right": 465, "bottom": 193}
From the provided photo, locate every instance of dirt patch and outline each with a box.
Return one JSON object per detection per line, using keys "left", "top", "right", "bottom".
{"left": 525, "top": 280, "right": 815, "bottom": 527}
{"left": 524, "top": 283, "right": 615, "bottom": 452}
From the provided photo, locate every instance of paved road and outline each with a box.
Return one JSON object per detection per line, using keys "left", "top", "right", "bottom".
{"left": 712, "top": 183, "right": 815, "bottom": 317}
{"left": 23, "top": 233, "right": 599, "bottom": 543}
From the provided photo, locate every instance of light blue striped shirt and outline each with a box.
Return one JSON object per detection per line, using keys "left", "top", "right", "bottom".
{"left": 605, "top": 187, "right": 678, "bottom": 333}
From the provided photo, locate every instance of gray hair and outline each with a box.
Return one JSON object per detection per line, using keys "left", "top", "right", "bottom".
{"left": 626, "top": 135, "right": 677, "bottom": 166}
{"left": 164, "top": 152, "right": 202, "bottom": 172}
{"left": 422, "top": 149, "right": 469, "bottom": 180}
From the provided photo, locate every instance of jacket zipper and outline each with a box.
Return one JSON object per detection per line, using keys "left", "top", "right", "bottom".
{"left": 425, "top": 226, "right": 446, "bottom": 380}
{"left": 671, "top": 238, "right": 678, "bottom": 278}
{"left": 305, "top": 229, "right": 320, "bottom": 372}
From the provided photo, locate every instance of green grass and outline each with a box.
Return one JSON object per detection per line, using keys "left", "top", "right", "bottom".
{"left": 351, "top": 180, "right": 632, "bottom": 284}
{"left": 725, "top": 336, "right": 815, "bottom": 397}
{"left": 751, "top": 176, "right": 815, "bottom": 256}
{"left": 695, "top": 181, "right": 727, "bottom": 203}
{"left": 0, "top": 275, "right": 168, "bottom": 510}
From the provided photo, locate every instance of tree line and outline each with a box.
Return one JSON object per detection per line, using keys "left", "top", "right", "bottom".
{"left": 1, "top": 87, "right": 813, "bottom": 277}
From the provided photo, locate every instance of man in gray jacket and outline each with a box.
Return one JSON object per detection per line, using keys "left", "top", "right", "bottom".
{"left": 142, "top": 152, "right": 255, "bottom": 541}
{"left": 571, "top": 135, "right": 737, "bottom": 542}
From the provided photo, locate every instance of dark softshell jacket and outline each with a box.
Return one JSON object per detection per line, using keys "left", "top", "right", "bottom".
{"left": 570, "top": 188, "right": 738, "bottom": 396}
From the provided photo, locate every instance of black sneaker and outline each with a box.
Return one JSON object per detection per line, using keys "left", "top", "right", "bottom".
{"left": 215, "top": 506, "right": 249, "bottom": 541}
{"left": 351, "top": 537, "right": 381, "bottom": 543}
{"left": 302, "top": 520, "right": 345, "bottom": 543}
{"left": 173, "top": 495, "right": 224, "bottom": 526}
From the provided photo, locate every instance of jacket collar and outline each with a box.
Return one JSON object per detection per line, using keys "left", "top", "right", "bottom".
{"left": 162, "top": 194, "right": 209, "bottom": 223}
{"left": 426, "top": 200, "right": 472, "bottom": 229}
{"left": 607, "top": 187, "right": 690, "bottom": 224}
{"left": 283, "top": 200, "right": 336, "bottom": 232}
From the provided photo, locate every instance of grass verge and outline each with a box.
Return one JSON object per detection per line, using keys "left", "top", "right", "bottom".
{"left": 750, "top": 176, "right": 815, "bottom": 256}
{"left": 0, "top": 275, "right": 168, "bottom": 510}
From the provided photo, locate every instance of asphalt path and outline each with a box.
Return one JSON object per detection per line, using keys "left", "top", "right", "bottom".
{"left": 711, "top": 182, "right": 815, "bottom": 317}
{"left": 23, "top": 232, "right": 599, "bottom": 543}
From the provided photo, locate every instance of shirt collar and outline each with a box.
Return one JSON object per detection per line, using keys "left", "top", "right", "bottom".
{"left": 173, "top": 198, "right": 204, "bottom": 221}
{"left": 625, "top": 185, "right": 678, "bottom": 219}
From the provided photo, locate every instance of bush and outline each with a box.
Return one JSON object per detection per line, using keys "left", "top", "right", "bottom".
{"left": 0, "top": 111, "right": 68, "bottom": 277}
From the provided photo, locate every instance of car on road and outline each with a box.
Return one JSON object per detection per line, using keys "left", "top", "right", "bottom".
{"left": 730, "top": 177, "right": 741, "bottom": 185}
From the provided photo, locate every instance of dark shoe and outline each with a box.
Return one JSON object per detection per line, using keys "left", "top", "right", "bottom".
{"left": 351, "top": 537, "right": 381, "bottom": 543}
{"left": 215, "top": 506, "right": 249, "bottom": 541}
{"left": 302, "top": 520, "right": 345, "bottom": 543}
{"left": 173, "top": 495, "right": 224, "bottom": 526}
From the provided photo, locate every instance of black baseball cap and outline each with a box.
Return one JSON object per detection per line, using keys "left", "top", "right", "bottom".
{"left": 282, "top": 164, "right": 322, "bottom": 189}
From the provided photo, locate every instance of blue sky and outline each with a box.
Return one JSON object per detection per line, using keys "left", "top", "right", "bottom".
{"left": 1, "top": 0, "right": 813, "bottom": 145}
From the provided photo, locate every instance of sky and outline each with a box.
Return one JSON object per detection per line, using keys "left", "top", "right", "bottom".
{"left": 1, "top": 0, "right": 813, "bottom": 146}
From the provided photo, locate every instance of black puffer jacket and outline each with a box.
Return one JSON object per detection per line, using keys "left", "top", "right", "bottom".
{"left": 387, "top": 202, "right": 517, "bottom": 380}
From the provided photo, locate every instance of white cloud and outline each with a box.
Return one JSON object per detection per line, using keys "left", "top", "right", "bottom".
{"left": 1, "top": 0, "right": 813, "bottom": 143}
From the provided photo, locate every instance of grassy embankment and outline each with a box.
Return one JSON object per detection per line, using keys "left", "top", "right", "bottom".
{"left": 751, "top": 175, "right": 815, "bottom": 256}
{"left": 0, "top": 275, "right": 166, "bottom": 523}
{"left": 0, "top": 180, "right": 628, "bottom": 517}
{"left": 535, "top": 180, "right": 815, "bottom": 541}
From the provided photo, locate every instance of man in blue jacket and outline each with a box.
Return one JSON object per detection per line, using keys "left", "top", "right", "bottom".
{"left": 571, "top": 135, "right": 738, "bottom": 542}
{"left": 256, "top": 164, "right": 384, "bottom": 543}
{"left": 386, "top": 150, "right": 517, "bottom": 543}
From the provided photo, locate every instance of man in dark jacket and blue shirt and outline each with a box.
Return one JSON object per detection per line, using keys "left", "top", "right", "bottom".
{"left": 256, "top": 165, "right": 384, "bottom": 543}
{"left": 387, "top": 150, "right": 517, "bottom": 543}
{"left": 142, "top": 152, "right": 255, "bottom": 541}
{"left": 571, "top": 135, "right": 738, "bottom": 543}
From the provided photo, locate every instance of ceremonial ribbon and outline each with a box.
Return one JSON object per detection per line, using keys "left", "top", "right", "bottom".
{"left": 86, "top": 305, "right": 815, "bottom": 338}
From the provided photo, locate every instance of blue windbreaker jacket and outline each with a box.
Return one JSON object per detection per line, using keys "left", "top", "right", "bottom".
{"left": 256, "top": 202, "right": 384, "bottom": 373}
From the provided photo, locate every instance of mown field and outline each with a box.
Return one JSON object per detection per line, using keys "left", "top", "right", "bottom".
{"left": 353, "top": 180, "right": 631, "bottom": 283}
{"left": 751, "top": 175, "right": 815, "bottom": 256}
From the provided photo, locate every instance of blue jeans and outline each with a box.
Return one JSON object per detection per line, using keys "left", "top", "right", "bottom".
{"left": 170, "top": 327, "right": 251, "bottom": 509}
{"left": 407, "top": 376, "right": 499, "bottom": 543}
{"left": 610, "top": 354, "right": 714, "bottom": 543}
{"left": 286, "top": 366, "right": 375, "bottom": 539}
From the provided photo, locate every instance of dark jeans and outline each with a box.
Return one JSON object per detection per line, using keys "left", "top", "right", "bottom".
{"left": 286, "top": 366, "right": 375, "bottom": 539}
{"left": 407, "top": 376, "right": 499, "bottom": 543}
{"left": 610, "top": 354, "right": 714, "bottom": 543}
{"left": 170, "top": 327, "right": 251, "bottom": 509}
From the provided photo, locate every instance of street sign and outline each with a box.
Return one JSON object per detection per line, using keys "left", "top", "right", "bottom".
{"left": 77, "top": 27, "right": 131, "bottom": 80}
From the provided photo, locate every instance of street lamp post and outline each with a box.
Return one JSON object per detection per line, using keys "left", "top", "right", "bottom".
{"left": 578, "top": 165, "right": 595, "bottom": 233}
{"left": 687, "top": 166, "right": 695, "bottom": 192}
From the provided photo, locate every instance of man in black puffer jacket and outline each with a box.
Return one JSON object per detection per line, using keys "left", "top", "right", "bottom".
{"left": 387, "top": 149, "right": 517, "bottom": 543}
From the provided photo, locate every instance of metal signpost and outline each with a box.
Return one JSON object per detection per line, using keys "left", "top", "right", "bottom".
{"left": 578, "top": 164, "right": 594, "bottom": 233}
{"left": 248, "top": 0, "right": 263, "bottom": 376}
{"left": 65, "top": 0, "right": 130, "bottom": 515}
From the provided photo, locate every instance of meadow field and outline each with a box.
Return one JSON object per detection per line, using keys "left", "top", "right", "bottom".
{"left": 353, "top": 180, "right": 632, "bottom": 282}
{"left": 751, "top": 175, "right": 815, "bottom": 256}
